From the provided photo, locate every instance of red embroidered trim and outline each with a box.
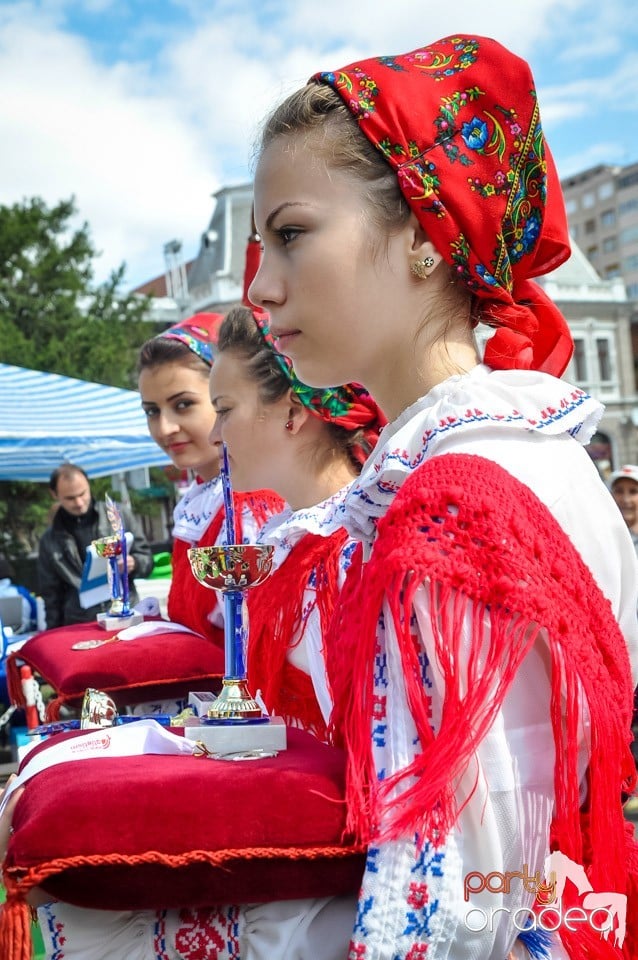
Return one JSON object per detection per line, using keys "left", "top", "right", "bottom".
{"left": 247, "top": 529, "right": 349, "bottom": 739}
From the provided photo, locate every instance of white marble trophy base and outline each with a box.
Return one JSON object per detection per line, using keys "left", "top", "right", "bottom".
{"left": 96, "top": 612, "right": 144, "bottom": 631}
{"left": 184, "top": 716, "right": 287, "bottom": 754}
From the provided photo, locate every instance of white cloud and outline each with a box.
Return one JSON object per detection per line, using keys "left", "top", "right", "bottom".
{"left": 0, "top": 0, "right": 635, "bottom": 288}
{"left": 0, "top": 5, "right": 219, "bottom": 286}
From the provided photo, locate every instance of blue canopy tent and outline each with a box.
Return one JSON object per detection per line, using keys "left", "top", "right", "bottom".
{"left": 0, "top": 363, "right": 170, "bottom": 482}
{"left": 0, "top": 363, "right": 173, "bottom": 705}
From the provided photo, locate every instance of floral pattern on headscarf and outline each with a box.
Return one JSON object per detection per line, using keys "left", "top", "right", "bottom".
{"left": 314, "top": 35, "right": 574, "bottom": 377}
{"left": 160, "top": 313, "right": 224, "bottom": 368}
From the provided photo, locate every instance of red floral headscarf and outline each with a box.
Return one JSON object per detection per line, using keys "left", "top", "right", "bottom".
{"left": 160, "top": 313, "right": 224, "bottom": 367}
{"left": 313, "top": 35, "right": 573, "bottom": 376}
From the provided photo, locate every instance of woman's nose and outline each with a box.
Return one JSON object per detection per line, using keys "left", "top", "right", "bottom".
{"left": 156, "top": 413, "right": 179, "bottom": 439}
{"left": 248, "top": 255, "right": 283, "bottom": 309}
{"left": 209, "top": 418, "right": 222, "bottom": 447}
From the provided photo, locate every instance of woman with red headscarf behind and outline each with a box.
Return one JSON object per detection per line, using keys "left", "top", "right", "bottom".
{"left": 137, "top": 313, "right": 284, "bottom": 658}
{"left": 210, "top": 304, "right": 385, "bottom": 740}
{"left": 246, "top": 34, "right": 638, "bottom": 960}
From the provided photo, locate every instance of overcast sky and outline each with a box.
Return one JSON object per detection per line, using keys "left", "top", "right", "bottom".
{"left": 1, "top": 0, "right": 636, "bottom": 290}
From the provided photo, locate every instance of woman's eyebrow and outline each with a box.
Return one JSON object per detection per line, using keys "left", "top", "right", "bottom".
{"left": 265, "top": 201, "right": 310, "bottom": 231}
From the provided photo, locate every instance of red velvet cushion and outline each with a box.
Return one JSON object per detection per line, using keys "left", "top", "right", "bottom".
{"left": 5, "top": 727, "right": 365, "bottom": 908}
{"left": 6, "top": 621, "right": 225, "bottom": 715}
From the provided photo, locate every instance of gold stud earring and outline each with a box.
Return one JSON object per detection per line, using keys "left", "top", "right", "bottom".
{"left": 410, "top": 256, "right": 435, "bottom": 280}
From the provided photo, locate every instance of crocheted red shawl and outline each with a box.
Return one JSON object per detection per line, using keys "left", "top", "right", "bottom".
{"left": 247, "top": 528, "right": 349, "bottom": 740}
{"left": 329, "top": 453, "right": 638, "bottom": 959}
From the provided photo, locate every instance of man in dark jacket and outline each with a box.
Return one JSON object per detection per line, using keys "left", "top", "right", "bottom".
{"left": 37, "top": 463, "right": 154, "bottom": 628}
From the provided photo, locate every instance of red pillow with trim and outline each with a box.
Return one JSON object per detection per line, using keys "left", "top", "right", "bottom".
{"left": 3, "top": 727, "right": 365, "bottom": 911}
{"left": 6, "top": 621, "right": 225, "bottom": 716}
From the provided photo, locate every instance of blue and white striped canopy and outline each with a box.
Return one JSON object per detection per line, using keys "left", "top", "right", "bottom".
{"left": 0, "top": 363, "right": 170, "bottom": 482}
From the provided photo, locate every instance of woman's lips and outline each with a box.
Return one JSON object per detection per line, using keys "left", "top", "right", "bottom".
{"left": 272, "top": 329, "right": 300, "bottom": 352}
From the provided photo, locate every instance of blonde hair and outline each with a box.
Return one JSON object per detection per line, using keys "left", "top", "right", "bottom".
{"left": 259, "top": 82, "right": 410, "bottom": 238}
{"left": 259, "top": 81, "right": 475, "bottom": 367}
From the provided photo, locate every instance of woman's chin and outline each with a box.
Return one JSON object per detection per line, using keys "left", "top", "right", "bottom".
{"left": 293, "top": 360, "right": 350, "bottom": 391}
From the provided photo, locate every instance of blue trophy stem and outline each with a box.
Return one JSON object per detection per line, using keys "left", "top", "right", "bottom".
{"left": 223, "top": 590, "right": 245, "bottom": 678}
{"left": 120, "top": 536, "right": 131, "bottom": 615}
{"left": 109, "top": 557, "right": 119, "bottom": 601}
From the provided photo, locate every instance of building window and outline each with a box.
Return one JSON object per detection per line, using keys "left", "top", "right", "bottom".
{"left": 619, "top": 197, "right": 638, "bottom": 217}
{"left": 572, "top": 338, "right": 587, "bottom": 382}
{"left": 584, "top": 218, "right": 596, "bottom": 234}
{"left": 603, "top": 264, "right": 621, "bottom": 279}
{"left": 571, "top": 333, "right": 617, "bottom": 389}
{"left": 596, "top": 337, "right": 613, "bottom": 382}
{"left": 618, "top": 170, "right": 638, "bottom": 190}
{"left": 571, "top": 224, "right": 579, "bottom": 241}
{"left": 627, "top": 282, "right": 638, "bottom": 299}
{"left": 598, "top": 182, "right": 614, "bottom": 200}
{"left": 565, "top": 198, "right": 578, "bottom": 214}
{"left": 600, "top": 209, "right": 616, "bottom": 227}
{"left": 620, "top": 225, "right": 638, "bottom": 245}
{"left": 602, "top": 237, "right": 617, "bottom": 253}
{"left": 625, "top": 253, "right": 638, "bottom": 271}
{"left": 583, "top": 191, "right": 596, "bottom": 208}
{"left": 586, "top": 245, "right": 599, "bottom": 259}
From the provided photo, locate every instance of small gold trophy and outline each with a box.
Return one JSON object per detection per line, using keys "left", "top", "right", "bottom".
{"left": 93, "top": 495, "right": 143, "bottom": 630}
{"left": 188, "top": 543, "right": 273, "bottom": 719}
{"left": 93, "top": 534, "right": 126, "bottom": 616}
{"left": 185, "top": 443, "right": 286, "bottom": 755}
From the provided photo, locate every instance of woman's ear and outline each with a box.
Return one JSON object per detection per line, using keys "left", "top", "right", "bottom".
{"left": 407, "top": 213, "right": 444, "bottom": 274}
{"left": 285, "top": 390, "right": 310, "bottom": 435}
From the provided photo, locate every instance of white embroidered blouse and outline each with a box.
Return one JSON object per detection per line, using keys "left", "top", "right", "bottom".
{"left": 330, "top": 365, "right": 638, "bottom": 959}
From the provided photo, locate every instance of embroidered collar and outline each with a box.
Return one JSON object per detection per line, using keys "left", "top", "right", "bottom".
{"left": 258, "top": 483, "right": 354, "bottom": 569}
{"left": 343, "top": 365, "right": 602, "bottom": 545}
{"left": 172, "top": 476, "right": 223, "bottom": 544}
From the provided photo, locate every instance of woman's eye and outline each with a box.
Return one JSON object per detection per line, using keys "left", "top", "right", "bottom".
{"left": 175, "top": 400, "right": 194, "bottom": 412}
{"left": 215, "top": 407, "right": 230, "bottom": 418}
{"left": 142, "top": 407, "right": 157, "bottom": 419}
{"left": 277, "top": 227, "right": 301, "bottom": 246}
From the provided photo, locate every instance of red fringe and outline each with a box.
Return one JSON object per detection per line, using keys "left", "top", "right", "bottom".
{"left": 0, "top": 886, "right": 32, "bottom": 960}
{"left": 237, "top": 491, "right": 285, "bottom": 532}
{"left": 248, "top": 529, "right": 349, "bottom": 740}
{"left": 328, "top": 454, "right": 638, "bottom": 954}
{"left": 6, "top": 654, "right": 25, "bottom": 708}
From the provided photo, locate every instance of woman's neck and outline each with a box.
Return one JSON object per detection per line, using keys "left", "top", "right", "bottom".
{"left": 371, "top": 336, "right": 480, "bottom": 422}
{"left": 285, "top": 456, "right": 357, "bottom": 512}
{"left": 196, "top": 464, "right": 220, "bottom": 483}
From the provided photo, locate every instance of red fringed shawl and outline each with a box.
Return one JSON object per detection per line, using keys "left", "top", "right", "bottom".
{"left": 168, "top": 490, "right": 284, "bottom": 644}
{"left": 328, "top": 453, "right": 638, "bottom": 959}
{"left": 247, "top": 529, "right": 350, "bottom": 740}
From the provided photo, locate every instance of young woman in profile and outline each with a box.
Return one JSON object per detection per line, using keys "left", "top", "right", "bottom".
{"left": 137, "top": 313, "right": 284, "bottom": 645}
{"left": 246, "top": 34, "right": 638, "bottom": 960}
{"left": 210, "top": 304, "right": 384, "bottom": 738}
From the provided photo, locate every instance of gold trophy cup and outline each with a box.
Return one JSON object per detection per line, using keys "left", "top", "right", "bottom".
{"left": 93, "top": 534, "right": 125, "bottom": 615}
{"left": 188, "top": 543, "right": 274, "bottom": 721}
